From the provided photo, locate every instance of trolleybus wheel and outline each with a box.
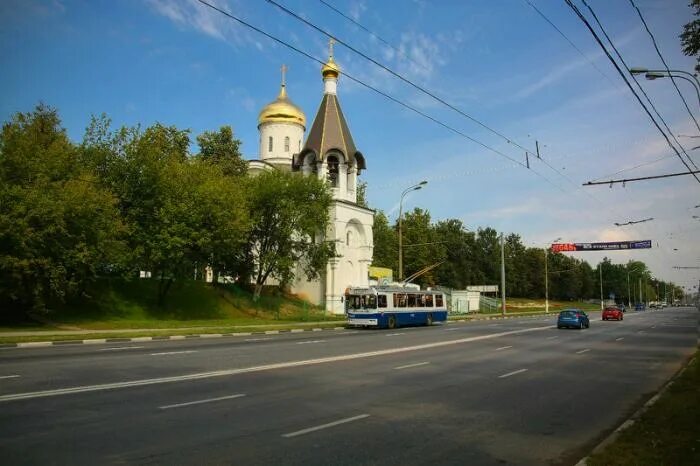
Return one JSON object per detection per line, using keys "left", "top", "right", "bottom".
{"left": 388, "top": 316, "right": 397, "bottom": 329}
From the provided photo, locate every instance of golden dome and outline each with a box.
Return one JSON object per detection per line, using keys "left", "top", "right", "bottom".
{"left": 321, "top": 56, "right": 340, "bottom": 79}
{"left": 257, "top": 84, "right": 306, "bottom": 128}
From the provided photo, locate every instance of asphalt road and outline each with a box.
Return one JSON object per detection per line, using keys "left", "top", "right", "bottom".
{"left": 0, "top": 307, "right": 696, "bottom": 465}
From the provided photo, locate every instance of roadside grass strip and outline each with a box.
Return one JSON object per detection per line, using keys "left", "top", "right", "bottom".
{"left": 585, "top": 354, "right": 700, "bottom": 466}
{"left": 0, "top": 325, "right": 552, "bottom": 403}
{"left": 282, "top": 414, "right": 370, "bottom": 438}
{"left": 159, "top": 394, "right": 246, "bottom": 410}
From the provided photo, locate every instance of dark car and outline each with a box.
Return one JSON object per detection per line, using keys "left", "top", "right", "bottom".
{"left": 557, "top": 309, "right": 590, "bottom": 329}
{"left": 635, "top": 303, "right": 645, "bottom": 311}
{"left": 602, "top": 306, "right": 623, "bottom": 321}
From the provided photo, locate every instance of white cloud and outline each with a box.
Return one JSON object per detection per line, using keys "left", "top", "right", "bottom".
{"left": 348, "top": 0, "right": 366, "bottom": 21}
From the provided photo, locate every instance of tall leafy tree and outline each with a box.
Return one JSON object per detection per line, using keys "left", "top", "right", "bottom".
{"left": 0, "top": 105, "right": 127, "bottom": 315}
{"left": 196, "top": 126, "right": 247, "bottom": 177}
{"left": 246, "top": 170, "right": 334, "bottom": 300}
{"left": 371, "top": 210, "right": 397, "bottom": 271}
{"left": 681, "top": 0, "right": 700, "bottom": 72}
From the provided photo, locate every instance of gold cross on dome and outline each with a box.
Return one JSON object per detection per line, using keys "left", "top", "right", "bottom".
{"left": 329, "top": 38, "right": 335, "bottom": 59}
{"left": 281, "top": 64, "right": 287, "bottom": 86}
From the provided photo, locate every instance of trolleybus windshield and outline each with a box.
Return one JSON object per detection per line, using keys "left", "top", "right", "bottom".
{"left": 346, "top": 294, "right": 377, "bottom": 310}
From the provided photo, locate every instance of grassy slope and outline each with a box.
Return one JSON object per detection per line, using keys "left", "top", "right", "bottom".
{"left": 38, "top": 279, "right": 334, "bottom": 330}
{"left": 587, "top": 352, "right": 700, "bottom": 466}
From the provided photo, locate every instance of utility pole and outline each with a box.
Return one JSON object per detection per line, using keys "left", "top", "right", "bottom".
{"left": 638, "top": 278, "right": 642, "bottom": 306}
{"left": 627, "top": 272, "right": 631, "bottom": 308}
{"left": 599, "top": 262, "right": 604, "bottom": 311}
{"left": 501, "top": 233, "right": 506, "bottom": 316}
{"left": 545, "top": 247, "right": 549, "bottom": 314}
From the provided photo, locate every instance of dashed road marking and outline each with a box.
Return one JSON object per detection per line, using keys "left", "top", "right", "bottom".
{"left": 616, "top": 337, "right": 624, "bottom": 341}
{"left": 386, "top": 333, "right": 405, "bottom": 337}
{"left": 150, "top": 350, "right": 197, "bottom": 356}
{"left": 0, "top": 375, "right": 20, "bottom": 380}
{"left": 547, "top": 336, "right": 559, "bottom": 340}
{"left": 282, "top": 414, "right": 370, "bottom": 438}
{"left": 159, "top": 393, "right": 245, "bottom": 410}
{"left": 499, "top": 369, "right": 528, "bottom": 378}
{"left": 576, "top": 349, "right": 590, "bottom": 354}
{"left": 394, "top": 362, "right": 430, "bottom": 370}
{"left": 296, "top": 340, "right": 325, "bottom": 345}
{"left": 495, "top": 346, "right": 513, "bottom": 351}
{"left": 98, "top": 346, "right": 145, "bottom": 352}
{"left": 245, "top": 338, "right": 271, "bottom": 342}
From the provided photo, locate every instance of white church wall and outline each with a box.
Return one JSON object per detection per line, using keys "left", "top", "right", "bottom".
{"left": 258, "top": 122, "right": 304, "bottom": 165}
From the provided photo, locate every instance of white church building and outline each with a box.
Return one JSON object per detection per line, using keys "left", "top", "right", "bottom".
{"left": 248, "top": 49, "right": 374, "bottom": 314}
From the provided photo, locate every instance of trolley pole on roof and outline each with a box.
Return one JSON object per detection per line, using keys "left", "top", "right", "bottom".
{"left": 500, "top": 233, "right": 506, "bottom": 316}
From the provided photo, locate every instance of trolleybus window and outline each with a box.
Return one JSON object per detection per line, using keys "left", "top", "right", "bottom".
{"left": 435, "top": 294, "right": 444, "bottom": 307}
{"left": 347, "top": 294, "right": 377, "bottom": 309}
{"left": 378, "top": 294, "right": 387, "bottom": 308}
{"left": 425, "top": 294, "right": 434, "bottom": 307}
{"left": 407, "top": 294, "right": 417, "bottom": 307}
{"left": 394, "top": 293, "right": 407, "bottom": 308}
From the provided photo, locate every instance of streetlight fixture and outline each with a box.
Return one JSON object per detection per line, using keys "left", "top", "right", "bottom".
{"left": 544, "top": 237, "right": 561, "bottom": 314}
{"left": 398, "top": 180, "right": 427, "bottom": 281}
{"left": 629, "top": 67, "right": 700, "bottom": 89}
{"left": 644, "top": 71, "right": 700, "bottom": 108}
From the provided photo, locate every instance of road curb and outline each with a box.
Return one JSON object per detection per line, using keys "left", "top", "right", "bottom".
{"left": 574, "top": 354, "right": 697, "bottom": 466}
{"left": 0, "top": 326, "right": 351, "bottom": 349}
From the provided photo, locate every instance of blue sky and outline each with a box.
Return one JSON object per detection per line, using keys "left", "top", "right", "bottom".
{"left": 2, "top": 0, "right": 699, "bottom": 291}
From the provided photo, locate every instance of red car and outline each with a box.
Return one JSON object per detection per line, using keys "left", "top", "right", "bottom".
{"left": 602, "top": 306, "right": 624, "bottom": 321}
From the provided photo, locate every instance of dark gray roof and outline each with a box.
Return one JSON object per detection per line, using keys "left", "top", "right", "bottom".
{"left": 293, "top": 93, "right": 366, "bottom": 172}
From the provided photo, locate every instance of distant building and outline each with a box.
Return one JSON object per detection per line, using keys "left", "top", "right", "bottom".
{"left": 247, "top": 44, "right": 374, "bottom": 314}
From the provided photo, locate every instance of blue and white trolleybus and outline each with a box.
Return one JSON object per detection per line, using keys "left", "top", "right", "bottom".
{"left": 345, "top": 286, "right": 447, "bottom": 329}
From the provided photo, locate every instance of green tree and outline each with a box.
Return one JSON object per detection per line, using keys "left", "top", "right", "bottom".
{"left": 246, "top": 170, "right": 334, "bottom": 300}
{"left": 681, "top": 0, "right": 700, "bottom": 72}
{"left": 196, "top": 125, "right": 248, "bottom": 177}
{"left": 0, "top": 105, "right": 127, "bottom": 315}
{"left": 400, "top": 207, "right": 443, "bottom": 286}
{"left": 371, "top": 210, "right": 397, "bottom": 272}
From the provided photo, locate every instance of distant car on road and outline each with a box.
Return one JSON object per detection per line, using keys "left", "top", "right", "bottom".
{"left": 635, "top": 303, "right": 645, "bottom": 311}
{"left": 617, "top": 304, "right": 626, "bottom": 313}
{"left": 557, "top": 309, "right": 590, "bottom": 329}
{"left": 602, "top": 306, "right": 624, "bottom": 321}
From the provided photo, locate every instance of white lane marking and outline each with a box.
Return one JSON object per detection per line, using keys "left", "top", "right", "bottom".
{"left": 150, "top": 350, "right": 197, "bottom": 356}
{"left": 265, "top": 331, "right": 279, "bottom": 335}
{"left": 200, "top": 334, "right": 223, "bottom": 339}
{"left": 637, "top": 330, "right": 646, "bottom": 334}
{"left": 291, "top": 329, "right": 305, "bottom": 333}
{"left": 83, "top": 339, "right": 107, "bottom": 344}
{"left": 98, "top": 346, "right": 145, "bottom": 352}
{"left": 616, "top": 337, "right": 624, "bottom": 341}
{"left": 282, "top": 414, "right": 370, "bottom": 438}
{"left": 169, "top": 335, "right": 186, "bottom": 340}
{"left": 386, "top": 333, "right": 405, "bottom": 337}
{"left": 159, "top": 393, "right": 245, "bottom": 410}
{"left": 312, "top": 328, "right": 323, "bottom": 332}
{"left": 650, "top": 326, "right": 656, "bottom": 329}
{"left": 546, "top": 336, "right": 559, "bottom": 340}
{"left": 245, "top": 338, "right": 271, "bottom": 342}
{"left": 296, "top": 340, "right": 325, "bottom": 345}
{"left": 495, "top": 346, "right": 513, "bottom": 351}
{"left": 394, "top": 362, "right": 430, "bottom": 370}
{"left": 499, "top": 369, "right": 528, "bottom": 378}
{"left": 17, "top": 342, "right": 52, "bottom": 348}
{"left": 445, "top": 328, "right": 461, "bottom": 331}
{"left": 0, "top": 375, "right": 21, "bottom": 380}
{"left": 576, "top": 349, "right": 591, "bottom": 354}
{"left": 131, "top": 337, "right": 153, "bottom": 342}
{"left": 0, "top": 324, "right": 553, "bottom": 403}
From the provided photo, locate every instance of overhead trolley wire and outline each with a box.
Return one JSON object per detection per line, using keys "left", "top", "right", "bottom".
{"left": 194, "top": 0, "right": 568, "bottom": 193}
{"left": 629, "top": 0, "right": 700, "bottom": 142}
{"left": 316, "top": 0, "right": 429, "bottom": 73}
{"left": 566, "top": 0, "right": 700, "bottom": 184}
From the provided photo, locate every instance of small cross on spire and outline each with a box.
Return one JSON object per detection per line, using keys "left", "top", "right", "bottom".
{"left": 281, "top": 64, "right": 287, "bottom": 87}
{"left": 328, "top": 38, "right": 335, "bottom": 59}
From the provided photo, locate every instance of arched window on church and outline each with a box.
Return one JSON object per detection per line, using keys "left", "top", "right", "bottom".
{"left": 327, "top": 155, "right": 339, "bottom": 188}
{"left": 346, "top": 231, "right": 352, "bottom": 246}
{"left": 284, "top": 136, "right": 290, "bottom": 152}
{"left": 268, "top": 136, "right": 273, "bottom": 152}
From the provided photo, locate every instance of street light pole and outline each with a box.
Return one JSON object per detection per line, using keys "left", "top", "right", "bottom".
{"left": 599, "top": 262, "right": 604, "bottom": 311}
{"left": 501, "top": 232, "right": 506, "bottom": 316}
{"left": 645, "top": 71, "right": 700, "bottom": 108}
{"left": 397, "top": 181, "right": 427, "bottom": 281}
{"left": 544, "top": 237, "right": 561, "bottom": 314}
